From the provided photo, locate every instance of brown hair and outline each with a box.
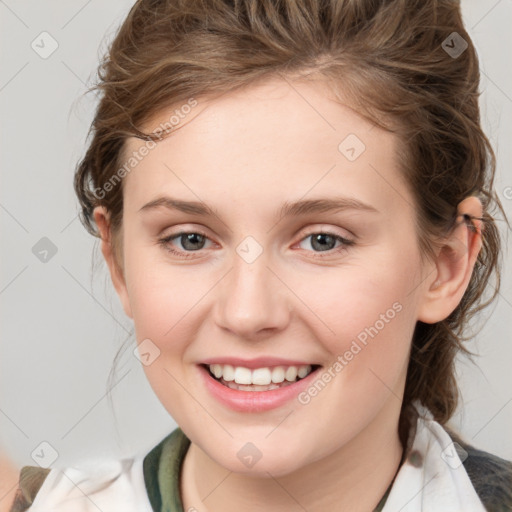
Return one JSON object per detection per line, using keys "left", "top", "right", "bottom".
{"left": 74, "top": 0, "right": 508, "bottom": 443}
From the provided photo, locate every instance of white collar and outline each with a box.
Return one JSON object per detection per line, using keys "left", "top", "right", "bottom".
{"left": 382, "top": 401, "right": 486, "bottom": 511}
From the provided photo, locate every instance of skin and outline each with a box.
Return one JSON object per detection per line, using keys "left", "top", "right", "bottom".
{"left": 0, "top": 452, "right": 18, "bottom": 512}
{"left": 94, "top": 77, "right": 482, "bottom": 512}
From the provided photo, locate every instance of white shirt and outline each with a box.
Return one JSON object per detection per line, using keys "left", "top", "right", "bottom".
{"left": 26, "top": 401, "right": 486, "bottom": 512}
{"left": 28, "top": 455, "right": 154, "bottom": 512}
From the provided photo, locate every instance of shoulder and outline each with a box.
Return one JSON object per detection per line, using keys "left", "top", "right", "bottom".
{"left": 9, "top": 466, "right": 50, "bottom": 512}
{"left": 8, "top": 428, "right": 189, "bottom": 512}
{"left": 446, "top": 427, "right": 512, "bottom": 511}
{"left": 9, "top": 457, "right": 153, "bottom": 512}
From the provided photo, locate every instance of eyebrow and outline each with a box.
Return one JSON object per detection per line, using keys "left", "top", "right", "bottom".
{"left": 138, "top": 195, "right": 379, "bottom": 218}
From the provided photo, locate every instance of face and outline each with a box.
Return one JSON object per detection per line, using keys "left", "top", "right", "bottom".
{"left": 102, "top": 78, "right": 435, "bottom": 477}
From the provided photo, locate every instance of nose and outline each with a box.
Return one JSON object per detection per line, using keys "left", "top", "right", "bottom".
{"left": 214, "top": 249, "right": 291, "bottom": 339}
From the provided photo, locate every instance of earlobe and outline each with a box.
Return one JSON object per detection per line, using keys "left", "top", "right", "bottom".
{"left": 417, "top": 196, "right": 483, "bottom": 324}
{"left": 93, "top": 207, "right": 133, "bottom": 319}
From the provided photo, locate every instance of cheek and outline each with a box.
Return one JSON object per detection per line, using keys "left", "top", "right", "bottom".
{"left": 123, "top": 244, "right": 201, "bottom": 348}
{"left": 124, "top": 255, "right": 203, "bottom": 410}
{"left": 306, "top": 249, "right": 420, "bottom": 380}
{"left": 129, "top": 273, "right": 198, "bottom": 343}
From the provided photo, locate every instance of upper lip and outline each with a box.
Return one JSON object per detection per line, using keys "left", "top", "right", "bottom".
{"left": 200, "top": 357, "right": 320, "bottom": 369}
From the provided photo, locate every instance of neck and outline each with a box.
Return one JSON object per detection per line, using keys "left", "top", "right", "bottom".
{"left": 180, "top": 397, "right": 406, "bottom": 512}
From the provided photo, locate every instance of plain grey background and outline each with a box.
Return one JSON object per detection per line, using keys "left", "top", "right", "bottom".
{"left": 1, "top": 0, "right": 511, "bottom": 471}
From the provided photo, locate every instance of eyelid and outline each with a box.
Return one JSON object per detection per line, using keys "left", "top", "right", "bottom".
{"left": 157, "top": 229, "right": 214, "bottom": 260}
{"left": 158, "top": 223, "right": 356, "bottom": 259}
{"left": 158, "top": 224, "right": 214, "bottom": 243}
{"left": 159, "top": 224, "right": 354, "bottom": 244}
{"left": 294, "top": 223, "right": 356, "bottom": 242}
{"left": 292, "top": 228, "right": 355, "bottom": 257}
{"left": 159, "top": 228, "right": 213, "bottom": 248}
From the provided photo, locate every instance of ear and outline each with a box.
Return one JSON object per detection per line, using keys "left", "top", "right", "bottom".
{"left": 417, "top": 196, "right": 484, "bottom": 324}
{"left": 93, "top": 206, "right": 133, "bottom": 319}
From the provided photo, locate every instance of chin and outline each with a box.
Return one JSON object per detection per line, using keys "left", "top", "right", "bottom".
{"left": 198, "top": 433, "right": 314, "bottom": 479}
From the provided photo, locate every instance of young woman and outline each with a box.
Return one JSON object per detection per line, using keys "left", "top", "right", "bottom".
{"left": 10, "top": 0, "right": 512, "bottom": 511}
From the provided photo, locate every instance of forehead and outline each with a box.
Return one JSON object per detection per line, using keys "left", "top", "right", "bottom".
{"left": 121, "top": 78, "right": 413, "bottom": 218}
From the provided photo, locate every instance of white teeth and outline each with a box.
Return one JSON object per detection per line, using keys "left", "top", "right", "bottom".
{"left": 221, "top": 364, "right": 235, "bottom": 381}
{"left": 271, "top": 366, "right": 285, "bottom": 383}
{"left": 252, "top": 368, "right": 272, "bottom": 385}
{"left": 234, "top": 366, "right": 252, "bottom": 385}
{"left": 225, "top": 381, "right": 293, "bottom": 392}
{"left": 208, "top": 363, "right": 313, "bottom": 385}
{"left": 285, "top": 367, "right": 298, "bottom": 382}
{"left": 297, "top": 366, "right": 310, "bottom": 378}
{"left": 211, "top": 364, "right": 223, "bottom": 379}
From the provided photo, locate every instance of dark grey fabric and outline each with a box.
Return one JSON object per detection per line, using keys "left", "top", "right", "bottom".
{"left": 446, "top": 428, "right": 512, "bottom": 512}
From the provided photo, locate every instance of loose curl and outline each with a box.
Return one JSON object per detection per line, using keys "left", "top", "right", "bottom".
{"left": 74, "top": 0, "right": 509, "bottom": 447}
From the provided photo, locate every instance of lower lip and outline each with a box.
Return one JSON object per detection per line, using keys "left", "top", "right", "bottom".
{"left": 198, "top": 364, "right": 322, "bottom": 413}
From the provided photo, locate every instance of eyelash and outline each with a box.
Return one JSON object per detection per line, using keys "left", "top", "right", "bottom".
{"left": 157, "top": 229, "right": 355, "bottom": 260}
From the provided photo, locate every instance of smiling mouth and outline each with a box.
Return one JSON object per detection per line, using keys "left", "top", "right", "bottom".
{"left": 201, "top": 363, "right": 322, "bottom": 392}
